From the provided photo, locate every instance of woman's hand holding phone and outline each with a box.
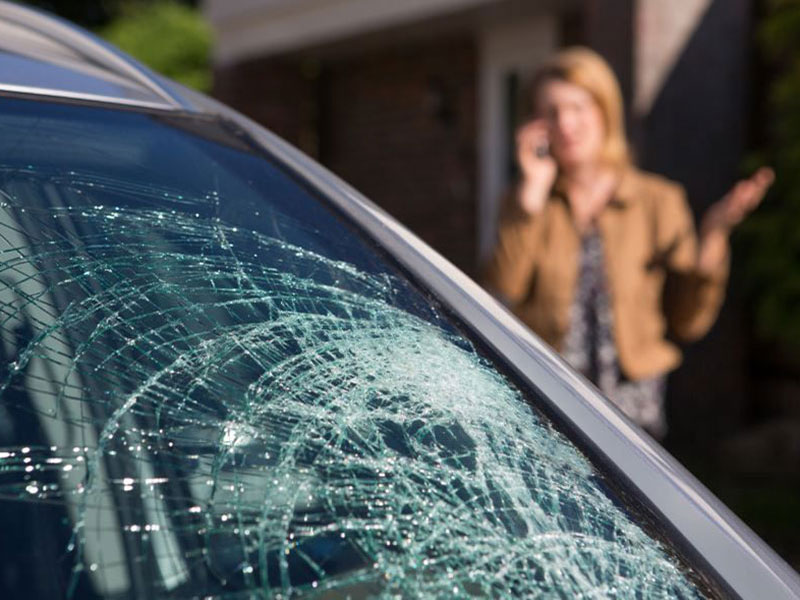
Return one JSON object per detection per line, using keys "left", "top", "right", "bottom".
{"left": 516, "top": 119, "right": 557, "bottom": 215}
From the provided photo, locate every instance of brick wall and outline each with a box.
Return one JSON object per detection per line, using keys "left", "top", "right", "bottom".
{"left": 213, "top": 56, "right": 320, "bottom": 158}
{"left": 214, "top": 37, "right": 479, "bottom": 276}
{"left": 322, "top": 38, "right": 478, "bottom": 275}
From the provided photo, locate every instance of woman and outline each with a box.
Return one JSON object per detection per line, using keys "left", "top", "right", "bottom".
{"left": 483, "top": 47, "right": 773, "bottom": 438}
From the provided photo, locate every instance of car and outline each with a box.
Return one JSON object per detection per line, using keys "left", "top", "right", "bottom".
{"left": 0, "top": 2, "right": 798, "bottom": 599}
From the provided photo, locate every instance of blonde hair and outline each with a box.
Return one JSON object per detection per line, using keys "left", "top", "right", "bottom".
{"left": 529, "top": 47, "right": 631, "bottom": 169}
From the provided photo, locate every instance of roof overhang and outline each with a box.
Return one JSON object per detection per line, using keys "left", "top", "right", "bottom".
{"left": 205, "top": 0, "right": 496, "bottom": 66}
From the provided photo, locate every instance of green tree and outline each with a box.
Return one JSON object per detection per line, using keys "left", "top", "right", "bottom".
{"left": 99, "top": 2, "right": 212, "bottom": 92}
{"left": 739, "top": 0, "right": 800, "bottom": 345}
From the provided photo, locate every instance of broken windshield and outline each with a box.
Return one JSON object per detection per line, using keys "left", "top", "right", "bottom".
{"left": 0, "top": 97, "right": 716, "bottom": 598}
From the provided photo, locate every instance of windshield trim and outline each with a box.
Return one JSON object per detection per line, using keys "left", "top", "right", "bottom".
{"left": 0, "top": 84, "right": 179, "bottom": 111}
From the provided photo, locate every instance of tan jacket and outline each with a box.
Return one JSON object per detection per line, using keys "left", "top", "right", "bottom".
{"left": 482, "top": 167, "right": 729, "bottom": 380}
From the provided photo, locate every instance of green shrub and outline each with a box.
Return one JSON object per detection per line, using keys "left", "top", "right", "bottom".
{"left": 739, "top": 0, "right": 800, "bottom": 345}
{"left": 99, "top": 2, "right": 212, "bottom": 92}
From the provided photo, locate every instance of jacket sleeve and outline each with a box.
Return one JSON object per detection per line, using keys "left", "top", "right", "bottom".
{"left": 480, "top": 187, "right": 543, "bottom": 307}
{"left": 659, "top": 184, "right": 730, "bottom": 342}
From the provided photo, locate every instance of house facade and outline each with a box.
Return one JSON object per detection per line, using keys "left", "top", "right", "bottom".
{"left": 205, "top": 0, "right": 756, "bottom": 448}
{"left": 206, "top": 0, "right": 751, "bottom": 269}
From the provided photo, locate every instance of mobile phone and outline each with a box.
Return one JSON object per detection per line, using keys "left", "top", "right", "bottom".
{"left": 534, "top": 140, "right": 549, "bottom": 158}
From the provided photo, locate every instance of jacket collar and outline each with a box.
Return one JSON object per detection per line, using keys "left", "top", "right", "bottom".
{"left": 551, "top": 166, "right": 637, "bottom": 209}
{"left": 613, "top": 167, "right": 639, "bottom": 207}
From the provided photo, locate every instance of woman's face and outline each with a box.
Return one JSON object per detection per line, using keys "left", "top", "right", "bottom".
{"left": 535, "top": 78, "right": 606, "bottom": 170}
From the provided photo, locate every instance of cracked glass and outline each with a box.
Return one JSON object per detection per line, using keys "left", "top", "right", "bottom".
{"left": 0, "top": 98, "right": 717, "bottom": 598}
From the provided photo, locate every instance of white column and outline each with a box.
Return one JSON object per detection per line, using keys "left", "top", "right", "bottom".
{"left": 633, "top": 0, "right": 713, "bottom": 116}
{"left": 477, "top": 16, "right": 558, "bottom": 263}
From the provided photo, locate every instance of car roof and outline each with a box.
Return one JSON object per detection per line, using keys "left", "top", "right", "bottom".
{"left": 0, "top": 0, "right": 192, "bottom": 110}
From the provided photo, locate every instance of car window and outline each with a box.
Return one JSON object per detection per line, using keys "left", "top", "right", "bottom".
{"left": 0, "top": 97, "right": 717, "bottom": 598}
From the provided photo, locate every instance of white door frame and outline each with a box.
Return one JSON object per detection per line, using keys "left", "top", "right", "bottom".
{"left": 477, "top": 16, "right": 558, "bottom": 263}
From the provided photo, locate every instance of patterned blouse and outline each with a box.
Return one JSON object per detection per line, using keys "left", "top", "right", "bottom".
{"left": 561, "top": 229, "right": 667, "bottom": 439}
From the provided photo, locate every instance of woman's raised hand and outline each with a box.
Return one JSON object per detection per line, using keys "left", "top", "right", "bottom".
{"left": 697, "top": 167, "right": 775, "bottom": 275}
{"left": 701, "top": 167, "right": 775, "bottom": 235}
{"left": 516, "top": 120, "right": 558, "bottom": 215}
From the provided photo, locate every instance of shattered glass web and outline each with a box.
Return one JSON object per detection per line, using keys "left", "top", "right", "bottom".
{"left": 0, "top": 103, "right": 708, "bottom": 598}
